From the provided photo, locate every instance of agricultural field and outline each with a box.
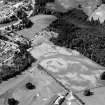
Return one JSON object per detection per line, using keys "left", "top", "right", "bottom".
{"left": 18, "top": 15, "right": 57, "bottom": 40}
{"left": 0, "top": 66, "right": 67, "bottom": 105}
{"left": 0, "top": 0, "right": 105, "bottom": 105}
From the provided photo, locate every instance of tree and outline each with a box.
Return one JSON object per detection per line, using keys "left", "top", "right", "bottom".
{"left": 3, "top": 0, "right": 8, "bottom": 4}
{"left": 14, "top": 6, "right": 33, "bottom": 28}
{"left": 102, "top": 0, "right": 105, "bottom": 3}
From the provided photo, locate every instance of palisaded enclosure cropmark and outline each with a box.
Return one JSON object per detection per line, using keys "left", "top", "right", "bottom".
{"left": 48, "top": 8, "right": 105, "bottom": 67}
